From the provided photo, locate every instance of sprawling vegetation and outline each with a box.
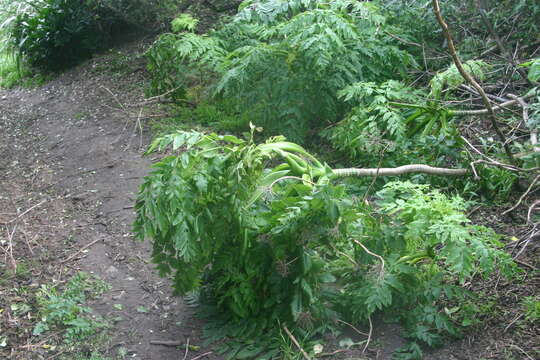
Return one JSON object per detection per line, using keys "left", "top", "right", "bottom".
{"left": 0, "top": 0, "right": 182, "bottom": 79}
{"left": 1, "top": 0, "right": 538, "bottom": 359}
{"left": 135, "top": 0, "right": 539, "bottom": 358}
{"left": 135, "top": 130, "right": 516, "bottom": 358}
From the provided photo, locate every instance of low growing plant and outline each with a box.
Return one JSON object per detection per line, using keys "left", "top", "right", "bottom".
{"left": 33, "top": 272, "right": 110, "bottom": 343}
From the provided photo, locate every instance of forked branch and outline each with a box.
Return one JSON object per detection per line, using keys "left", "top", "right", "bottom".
{"left": 431, "top": 0, "right": 516, "bottom": 165}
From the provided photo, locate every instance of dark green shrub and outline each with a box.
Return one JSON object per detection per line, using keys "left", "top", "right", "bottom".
{"left": 9, "top": 0, "right": 107, "bottom": 71}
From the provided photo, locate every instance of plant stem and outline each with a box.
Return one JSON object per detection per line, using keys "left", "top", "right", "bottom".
{"left": 333, "top": 164, "right": 467, "bottom": 177}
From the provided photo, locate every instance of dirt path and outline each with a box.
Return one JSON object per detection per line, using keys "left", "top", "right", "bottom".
{"left": 0, "top": 39, "right": 219, "bottom": 360}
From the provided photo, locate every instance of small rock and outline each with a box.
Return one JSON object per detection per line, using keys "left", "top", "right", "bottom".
{"left": 106, "top": 265, "right": 119, "bottom": 274}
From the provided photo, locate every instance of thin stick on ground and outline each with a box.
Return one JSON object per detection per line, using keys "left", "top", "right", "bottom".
{"left": 431, "top": 0, "right": 516, "bottom": 165}
{"left": 190, "top": 352, "right": 213, "bottom": 360}
{"left": 182, "top": 338, "right": 190, "bottom": 360}
{"left": 502, "top": 173, "right": 540, "bottom": 215}
{"left": 5, "top": 224, "right": 17, "bottom": 270}
{"left": 6, "top": 200, "right": 46, "bottom": 224}
{"left": 282, "top": 325, "right": 311, "bottom": 360}
{"left": 149, "top": 340, "right": 183, "bottom": 346}
{"left": 61, "top": 238, "right": 104, "bottom": 264}
{"left": 337, "top": 319, "right": 369, "bottom": 337}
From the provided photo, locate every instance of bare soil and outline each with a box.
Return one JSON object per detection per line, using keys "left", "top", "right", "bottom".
{"left": 0, "top": 38, "right": 218, "bottom": 360}
{"left": 0, "top": 36, "right": 538, "bottom": 360}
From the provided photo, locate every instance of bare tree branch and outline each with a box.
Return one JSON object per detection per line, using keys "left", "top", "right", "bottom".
{"left": 431, "top": 0, "right": 516, "bottom": 165}
{"left": 333, "top": 165, "right": 468, "bottom": 177}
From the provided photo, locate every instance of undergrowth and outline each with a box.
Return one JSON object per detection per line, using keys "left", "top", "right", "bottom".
{"left": 136, "top": 1, "right": 540, "bottom": 358}
{"left": 33, "top": 272, "right": 111, "bottom": 344}
{"left": 135, "top": 131, "right": 517, "bottom": 359}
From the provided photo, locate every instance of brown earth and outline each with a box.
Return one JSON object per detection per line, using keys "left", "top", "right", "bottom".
{"left": 0, "top": 36, "right": 538, "bottom": 360}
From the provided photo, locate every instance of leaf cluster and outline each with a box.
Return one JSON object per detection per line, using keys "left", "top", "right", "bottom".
{"left": 134, "top": 131, "right": 516, "bottom": 358}
{"left": 146, "top": 0, "right": 414, "bottom": 142}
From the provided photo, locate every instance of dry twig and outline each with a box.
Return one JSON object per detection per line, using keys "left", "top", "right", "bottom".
{"left": 283, "top": 325, "right": 311, "bottom": 360}
{"left": 190, "top": 352, "right": 213, "bottom": 360}
{"left": 6, "top": 200, "right": 46, "bottom": 224}
{"left": 502, "top": 173, "right": 540, "bottom": 215}
{"left": 452, "top": 93, "right": 535, "bottom": 115}
{"left": 337, "top": 319, "right": 369, "bottom": 337}
{"left": 61, "top": 238, "right": 104, "bottom": 264}
{"left": 432, "top": 0, "right": 515, "bottom": 164}
{"left": 352, "top": 239, "right": 385, "bottom": 280}
{"left": 363, "top": 315, "right": 373, "bottom": 353}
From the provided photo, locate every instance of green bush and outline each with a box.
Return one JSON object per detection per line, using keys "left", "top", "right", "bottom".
{"left": 146, "top": 0, "right": 414, "bottom": 142}
{"left": 6, "top": 0, "right": 106, "bottom": 71}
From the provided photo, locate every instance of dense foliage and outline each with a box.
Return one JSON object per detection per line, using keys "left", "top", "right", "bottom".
{"left": 0, "top": 0, "right": 181, "bottom": 72}
{"left": 147, "top": 0, "right": 413, "bottom": 142}
{"left": 5, "top": 0, "right": 107, "bottom": 70}
{"left": 136, "top": 0, "right": 540, "bottom": 358}
{"left": 134, "top": 130, "right": 515, "bottom": 358}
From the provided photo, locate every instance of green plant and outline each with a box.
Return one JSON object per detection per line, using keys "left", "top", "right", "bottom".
{"left": 171, "top": 13, "right": 199, "bottom": 33}
{"left": 146, "top": 0, "right": 414, "bottom": 142}
{"left": 134, "top": 130, "right": 515, "bottom": 358}
{"left": 522, "top": 296, "right": 540, "bottom": 321}
{"left": 33, "top": 272, "right": 110, "bottom": 343}
{"left": 429, "top": 60, "right": 490, "bottom": 99}
{"left": 324, "top": 80, "right": 462, "bottom": 169}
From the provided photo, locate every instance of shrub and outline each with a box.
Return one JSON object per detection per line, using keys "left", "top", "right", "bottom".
{"left": 5, "top": 0, "right": 106, "bottom": 71}
{"left": 146, "top": 0, "right": 414, "bottom": 142}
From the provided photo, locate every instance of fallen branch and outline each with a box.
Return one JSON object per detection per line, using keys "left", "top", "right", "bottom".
{"left": 461, "top": 136, "right": 539, "bottom": 173}
{"left": 451, "top": 93, "right": 535, "bottom": 115}
{"left": 61, "top": 238, "right": 104, "bottom": 264}
{"left": 507, "top": 94, "right": 539, "bottom": 152}
{"left": 333, "top": 165, "right": 468, "bottom": 177}
{"left": 502, "top": 173, "right": 540, "bottom": 215}
{"left": 432, "top": 0, "right": 516, "bottom": 165}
